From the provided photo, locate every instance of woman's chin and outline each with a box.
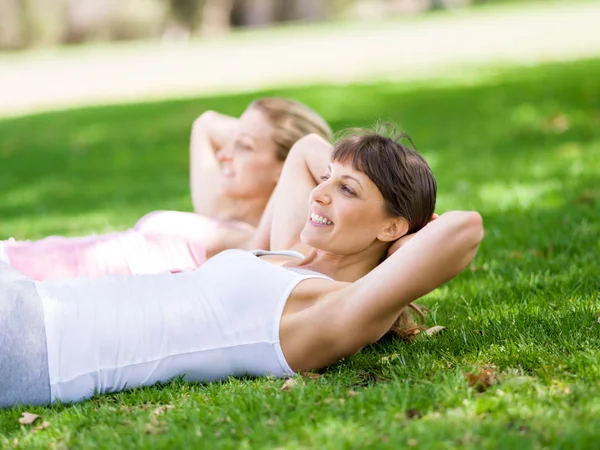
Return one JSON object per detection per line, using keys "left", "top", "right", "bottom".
{"left": 219, "top": 183, "right": 244, "bottom": 198}
{"left": 300, "top": 229, "right": 326, "bottom": 250}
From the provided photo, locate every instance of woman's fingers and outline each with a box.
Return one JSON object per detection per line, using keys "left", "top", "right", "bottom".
{"left": 387, "top": 213, "right": 438, "bottom": 258}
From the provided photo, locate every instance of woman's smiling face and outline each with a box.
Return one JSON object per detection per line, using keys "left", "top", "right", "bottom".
{"left": 300, "top": 160, "right": 398, "bottom": 254}
{"left": 216, "top": 107, "right": 282, "bottom": 200}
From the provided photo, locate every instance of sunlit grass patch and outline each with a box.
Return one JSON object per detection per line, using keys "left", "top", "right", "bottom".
{"left": 0, "top": 58, "right": 599, "bottom": 448}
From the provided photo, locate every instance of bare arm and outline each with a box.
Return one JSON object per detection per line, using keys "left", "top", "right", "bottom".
{"left": 328, "top": 211, "right": 484, "bottom": 355}
{"left": 250, "top": 133, "right": 332, "bottom": 252}
{"left": 246, "top": 193, "right": 275, "bottom": 250}
{"left": 190, "top": 111, "right": 239, "bottom": 214}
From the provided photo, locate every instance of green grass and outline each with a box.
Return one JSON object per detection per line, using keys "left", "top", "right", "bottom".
{"left": 1, "top": 58, "right": 599, "bottom": 448}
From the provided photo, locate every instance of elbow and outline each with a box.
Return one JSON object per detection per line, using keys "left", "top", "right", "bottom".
{"left": 471, "top": 212, "right": 485, "bottom": 249}
{"left": 444, "top": 211, "right": 484, "bottom": 243}
{"left": 192, "top": 110, "right": 217, "bottom": 131}
{"left": 459, "top": 211, "right": 484, "bottom": 268}
{"left": 293, "top": 133, "right": 329, "bottom": 152}
{"left": 288, "top": 133, "right": 332, "bottom": 163}
{"left": 287, "top": 133, "right": 320, "bottom": 161}
{"left": 463, "top": 211, "right": 484, "bottom": 247}
{"left": 441, "top": 210, "right": 484, "bottom": 269}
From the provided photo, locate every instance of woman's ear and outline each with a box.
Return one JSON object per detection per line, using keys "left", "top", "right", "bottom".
{"left": 378, "top": 217, "right": 409, "bottom": 243}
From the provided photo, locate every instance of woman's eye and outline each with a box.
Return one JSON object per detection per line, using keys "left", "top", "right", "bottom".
{"left": 320, "top": 175, "right": 330, "bottom": 182}
{"left": 235, "top": 142, "right": 252, "bottom": 151}
{"left": 341, "top": 185, "right": 356, "bottom": 196}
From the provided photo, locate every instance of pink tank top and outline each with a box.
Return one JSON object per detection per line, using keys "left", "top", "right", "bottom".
{"left": 4, "top": 211, "right": 211, "bottom": 280}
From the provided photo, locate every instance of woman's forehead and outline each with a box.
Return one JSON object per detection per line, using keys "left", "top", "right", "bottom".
{"left": 239, "top": 109, "right": 273, "bottom": 140}
{"left": 329, "top": 161, "right": 379, "bottom": 192}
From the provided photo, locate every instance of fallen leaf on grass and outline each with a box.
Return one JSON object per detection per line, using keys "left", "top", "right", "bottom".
{"left": 469, "top": 263, "right": 489, "bottom": 272}
{"left": 529, "top": 249, "right": 546, "bottom": 258}
{"left": 464, "top": 368, "right": 498, "bottom": 392}
{"left": 548, "top": 114, "right": 570, "bottom": 133}
{"left": 424, "top": 325, "right": 446, "bottom": 336}
{"left": 405, "top": 328, "right": 422, "bottom": 342}
{"left": 406, "top": 409, "right": 422, "bottom": 419}
{"left": 380, "top": 353, "right": 401, "bottom": 363}
{"left": 355, "top": 370, "right": 382, "bottom": 387}
{"left": 346, "top": 390, "right": 360, "bottom": 397}
{"left": 18, "top": 412, "right": 40, "bottom": 425}
{"left": 576, "top": 189, "right": 600, "bottom": 205}
{"left": 281, "top": 378, "right": 297, "bottom": 392}
{"left": 405, "top": 325, "right": 446, "bottom": 342}
{"left": 152, "top": 405, "right": 174, "bottom": 416}
{"left": 33, "top": 422, "right": 50, "bottom": 433}
{"left": 266, "top": 417, "right": 278, "bottom": 427}
{"left": 407, "top": 438, "right": 418, "bottom": 446}
{"left": 145, "top": 416, "right": 167, "bottom": 435}
{"left": 300, "top": 371, "right": 322, "bottom": 380}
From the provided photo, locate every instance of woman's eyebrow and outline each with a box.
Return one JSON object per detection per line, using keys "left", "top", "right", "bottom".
{"left": 238, "top": 132, "right": 256, "bottom": 141}
{"left": 341, "top": 174, "right": 363, "bottom": 190}
{"left": 328, "top": 164, "right": 364, "bottom": 189}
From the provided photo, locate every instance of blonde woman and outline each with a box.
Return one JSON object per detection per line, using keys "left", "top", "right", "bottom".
{"left": 0, "top": 98, "right": 332, "bottom": 280}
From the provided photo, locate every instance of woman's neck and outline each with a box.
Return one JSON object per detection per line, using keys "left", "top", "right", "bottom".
{"left": 220, "top": 196, "right": 269, "bottom": 228}
{"left": 298, "top": 245, "right": 387, "bottom": 283}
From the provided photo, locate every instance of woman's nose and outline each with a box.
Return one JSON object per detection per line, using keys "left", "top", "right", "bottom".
{"left": 216, "top": 143, "right": 233, "bottom": 162}
{"left": 311, "top": 181, "right": 332, "bottom": 205}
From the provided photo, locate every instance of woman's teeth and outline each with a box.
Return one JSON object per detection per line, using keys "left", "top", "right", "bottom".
{"left": 310, "top": 213, "right": 333, "bottom": 225}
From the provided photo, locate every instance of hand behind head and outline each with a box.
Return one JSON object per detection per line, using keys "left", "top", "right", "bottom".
{"left": 387, "top": 213, "right": 439, "bottom": 258}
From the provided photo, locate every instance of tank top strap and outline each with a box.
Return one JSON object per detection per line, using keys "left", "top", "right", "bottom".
{"left": 251, "top": 249, "right": 333, "bottom": 281}
{"left": 252, "top": 249, "right": 306, "bottom": 260}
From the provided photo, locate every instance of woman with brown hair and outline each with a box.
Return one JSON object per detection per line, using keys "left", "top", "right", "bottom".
{"left": 0, "top": 98, "right": 332, "bottom": 280}
{"left": 0, "top": 126, "right": 483, "bottom": 408}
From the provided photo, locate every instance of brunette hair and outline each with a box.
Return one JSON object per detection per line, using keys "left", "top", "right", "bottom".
{"left": 331, "top": 125, "right": 436, "bottom": 234}
{"left": 332, "top": 124, "right": 437, "bottom": 339}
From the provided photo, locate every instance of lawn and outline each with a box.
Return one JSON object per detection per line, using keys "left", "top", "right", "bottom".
{"left": 0, "top": 57, "right": 599, "bottom": 448}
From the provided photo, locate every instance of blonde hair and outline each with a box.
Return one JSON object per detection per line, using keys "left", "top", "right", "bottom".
{"left": 249, "top": 98, "right": 332, "bottom": 161}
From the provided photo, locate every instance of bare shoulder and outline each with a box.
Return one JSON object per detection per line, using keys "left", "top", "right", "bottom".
{"left": 280, "top": 278, "right": 360, "bottom": 372}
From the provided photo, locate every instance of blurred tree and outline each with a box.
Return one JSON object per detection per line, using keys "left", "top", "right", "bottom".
{"left": 168, "top": 0, "right": 201, "bottom": 31}
{"left": 109, "top": 0, "right": 166, "bottom": 41}
{"left": 0, "top": 0, "right": 481, "bottom": 50}
{"left": 236, "top": 0, "right": 276, "bottom": 27}
{"left": 63, "top": 0, "right": 112, "bottom": 43}
{"left": 201, "top": 0, "right": 235, "bottom": 36}
{"left": 293, "top": 0, "right": 328, "bottom": 21}
{"left": 0, "top": 0, "right": 25, "bottom": 49}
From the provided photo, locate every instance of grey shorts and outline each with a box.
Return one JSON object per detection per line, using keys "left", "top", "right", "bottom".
{"left": 0, "top": 262, "right": 50, "bottom": 408}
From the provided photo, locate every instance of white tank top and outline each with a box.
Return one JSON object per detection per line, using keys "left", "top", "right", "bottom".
{"left": 35, "top": 249, "right": 331, "bottom": 404}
